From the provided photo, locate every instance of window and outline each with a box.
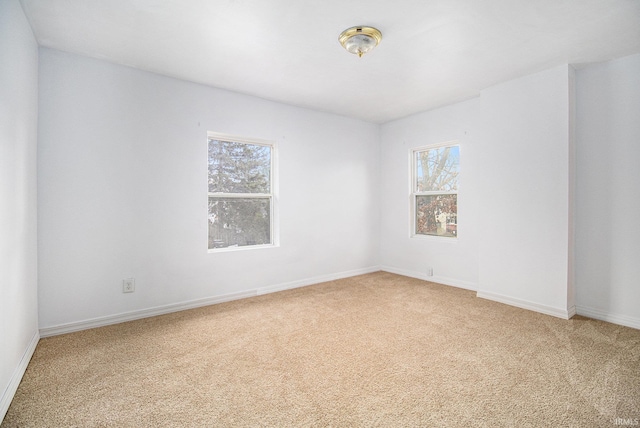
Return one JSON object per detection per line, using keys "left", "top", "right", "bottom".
{"left": 207, "top": 133, "right": 275, "bottom": 250}
{"left": 412, "top": 143, "right": 459, "bottom": 238}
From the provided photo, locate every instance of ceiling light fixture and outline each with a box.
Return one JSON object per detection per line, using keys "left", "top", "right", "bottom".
{"left": 339, "top": 26, "right": 382, "bottom": 57}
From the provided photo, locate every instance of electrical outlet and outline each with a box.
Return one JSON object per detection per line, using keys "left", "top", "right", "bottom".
{"left": 426, "top": 267, "right": 433, "bottom": 277}
{"left": 123, "top": 278, "right": 135, "bottom": 293}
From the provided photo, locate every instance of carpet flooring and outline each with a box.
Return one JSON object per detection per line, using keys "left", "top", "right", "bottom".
{"left": 3, "top": 272, "right": 640, "bottom": 427}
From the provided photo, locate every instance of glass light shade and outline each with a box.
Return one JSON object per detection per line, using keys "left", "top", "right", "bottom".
{"left": 339, "top": 26, "right": 382, "bottom": 57}
{"left": 344, "top": 34, "right": 377, "bottom": 56}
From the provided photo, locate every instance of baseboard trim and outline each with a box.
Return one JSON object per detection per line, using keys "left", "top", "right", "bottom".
{"left": 1, "top": 331, "right": 39, "bottom": 424}
{"left": 256, "top": 266, "right": 381, "bottom": 295}
{"left": 576, "top": 305, "right": 640, "bottom": 330}
{"left": 39, "top": 289, "right": 258, "bottom": 338}
{"left": 477, "top": 290, "right": 573, "bottom": 319}
{"left": 39, "top": 266, "right": 382, "bottom": 338}
{"left": 380, "top": 266, "right": 478, "bottom": 291}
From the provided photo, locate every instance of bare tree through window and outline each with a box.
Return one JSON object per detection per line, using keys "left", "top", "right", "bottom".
{"left": 413, "top": 145, "right": 459, "bottom": 237}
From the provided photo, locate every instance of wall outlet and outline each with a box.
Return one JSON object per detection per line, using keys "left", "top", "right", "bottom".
{"left": 426, "top": 267, "right": 434, "bottom": 277}
{"left": 123, "top": 278, "right": 135, "bottom": 293}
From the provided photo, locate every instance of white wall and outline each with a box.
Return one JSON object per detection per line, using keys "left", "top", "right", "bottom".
{"left": 476, "top": 65, "right": 574, "bottom": 318}
{"left": 37, "top": 49, "right": 380, "bottom": 331}
{"left": 379, "top": 99, "right": 480, "bottom": 289}
{"left": 379, "top": 66, "right": 579, "bottom": 318}
{"left": 574, "top": 54, "right": 640, "bottom": 328}
{"left": 0, "top": 0, "right": 40, "bottom": 421}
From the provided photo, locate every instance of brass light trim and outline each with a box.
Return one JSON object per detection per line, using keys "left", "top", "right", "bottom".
{"left": 339, "top": 26, "right": 382, "bottom": 57}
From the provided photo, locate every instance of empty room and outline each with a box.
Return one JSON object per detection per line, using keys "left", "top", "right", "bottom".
{"left": 2, "top": 0, "right": 640, "bottom": 426}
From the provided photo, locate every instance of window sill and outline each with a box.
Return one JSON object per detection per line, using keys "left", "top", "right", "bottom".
{"left": 410, "top": 234, "right": 458, "bottom": 243}
{"left": 208, "top": 243, "right": 280, "bottom": 254}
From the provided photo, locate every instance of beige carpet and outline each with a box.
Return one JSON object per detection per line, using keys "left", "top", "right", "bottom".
{"left": 3, "top": 272, "right": 640, "bottom": 427}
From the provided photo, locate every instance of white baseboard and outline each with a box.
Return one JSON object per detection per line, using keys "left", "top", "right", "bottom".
{"left": 380, "top": 265, "right": 478, "bottom": 291}
{"left": 373, "top": 266, "right": 579, "bottom": 321}
{"left": 39, "top": 266, "right": 381, "bottom": 338}
{"left": 477, "top": 290, "right": 573, "bottom": 319}
{"left": 576, "top": 305, "right": 640, "bottom": 330}
{"left": 39, "top": 289, "right": 258, "bottom": 338}
{"left": 1, "top": 331, "right": 39, "bottom": 424}
{"left": 256, "top": 266, "right": 380, "bottom": 295}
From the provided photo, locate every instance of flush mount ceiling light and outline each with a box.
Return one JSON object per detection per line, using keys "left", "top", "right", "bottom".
{"left": 339, "top": 26, "right": 382, "bottom": 57}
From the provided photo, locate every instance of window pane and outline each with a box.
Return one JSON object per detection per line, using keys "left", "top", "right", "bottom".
{"left": 208, "top": 197, "right": 271, "bottom": 249}
{"left": 416, "top": 146, "right": 459, "bottom": 192}
{"left": 415, "top": 194, "right": 457, "bottom": 237}
{"left": 208, "top": 139, "right": 271, "bottom": 193}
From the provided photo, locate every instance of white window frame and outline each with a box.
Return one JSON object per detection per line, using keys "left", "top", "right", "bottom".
{"left": 410, "top": 141, "right": 459, "bottom": 240}
{"left": 207, "top": 132, "right": 278, "bottom": 252}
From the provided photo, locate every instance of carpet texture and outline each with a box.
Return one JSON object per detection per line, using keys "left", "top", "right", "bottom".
{"left": 3, "top": 272, "right": 640, "bottom": 427}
